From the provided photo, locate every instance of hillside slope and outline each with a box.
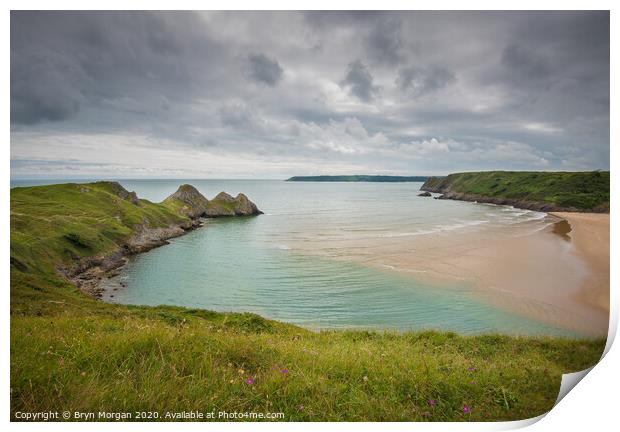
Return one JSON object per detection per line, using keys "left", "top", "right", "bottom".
{"left": 421, "top": 171, "right": 609, "bottom": 212}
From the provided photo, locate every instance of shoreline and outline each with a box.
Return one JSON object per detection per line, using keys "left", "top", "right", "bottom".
{"left": 87, "top": 197, "right": 609, "bottom": 338}
{"left": 284, "top": 207, "right": 609, "bottom": 337}
{"left": 61, "top": 218, "right": 204, "bottom": 298}
{"left": 549, "top": 212, "right": 610, "bottom": 315}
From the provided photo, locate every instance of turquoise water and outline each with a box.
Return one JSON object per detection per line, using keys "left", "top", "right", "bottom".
{"left": 12, "top": 179, "right": 578, "bottom": 336}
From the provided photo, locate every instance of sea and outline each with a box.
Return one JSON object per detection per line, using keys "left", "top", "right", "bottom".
{"left": 11, "top": 178, "right": 581, "bottom": 337}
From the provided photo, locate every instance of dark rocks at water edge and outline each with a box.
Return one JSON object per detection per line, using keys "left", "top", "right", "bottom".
{"left": 417, "top": 191, "right": 432, "bottom": 197}
{"left": 164, "top": 184, "right": 263, "bottom": 218}
{"left": 61, "top": 182, "right": 261, "bottom": 298}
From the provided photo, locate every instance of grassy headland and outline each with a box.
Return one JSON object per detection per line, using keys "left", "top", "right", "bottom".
{"left": 10, "top": 182, "right": 605, "bottom": 421}
{"left": 287, "top": 175, "right": 429, "bottom": 182}
{"left": 421, "top": 171, "right": 609, "bottom": 212}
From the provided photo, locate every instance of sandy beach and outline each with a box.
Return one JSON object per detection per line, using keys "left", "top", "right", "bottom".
{"left": 293, "top": 211, "right": 610, "bottom": 337}
{"left": 550, "top": 212, "right": 610, "bottom": 314}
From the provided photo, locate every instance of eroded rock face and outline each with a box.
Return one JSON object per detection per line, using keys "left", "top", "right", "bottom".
{"left": 100, "top": 181, "right": 141, "bottom": 205}
{"left": 213, "top": 191, "right": 235, "bottom": 203}
{"left": 163, "top": 184, "right": 210, "bottom": 218}
{"left": 233, "top": 193, "right": 262, "bottom": 215}
{"left": 205, "top": 192, "right": 263, "bottom": 216}
{"left": 164, "top": 185, "right": 262, "bottom": 218}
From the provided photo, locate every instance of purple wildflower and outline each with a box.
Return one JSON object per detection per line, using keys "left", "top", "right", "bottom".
{"left": 427, "top": 399, "right": 437, "bottom": 407}
{"left": 246, "top": 377, "right": 254, "bottom": 385}
{"left": 281, "top": 369, "right": 289, "bottom": 375}
{"left": 468, "top": 367, "right": 476, "bottom": 372}
{"left": 463, "top": 404, "right": 471, "bottom": 414}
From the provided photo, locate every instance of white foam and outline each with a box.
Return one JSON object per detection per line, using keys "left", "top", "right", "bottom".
{"left": 381, "top": 219, "right": 489, "bottom": 238}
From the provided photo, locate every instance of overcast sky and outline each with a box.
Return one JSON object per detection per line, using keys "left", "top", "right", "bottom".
{"left": 10, "top": 11, "right": 610, "bottom": 179}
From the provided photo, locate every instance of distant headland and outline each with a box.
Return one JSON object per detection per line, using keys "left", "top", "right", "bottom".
{"left": 287, "top": 175, "right": 429, "bottom": 182}
{"left": 421, "top": 170, "right": 610, "bottom": 213}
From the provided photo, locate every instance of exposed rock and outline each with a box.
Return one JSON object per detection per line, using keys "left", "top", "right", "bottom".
{"left": 205, "top": 201, "right": 235, "bottom": 217}
{"left": 213, "top": 191, "right": 235, "bottom": 203}
{"left": 100, "top": 181, "right": 141, "bottom": 206}
{"left": 431, "top": 191, "right": 583, "bottom": 212}
{"left": 206, "top": 192, "right": 263, "bottom": 216}
{"left": 165, "top": 185, "right": 263, "bottom": 218}
{"left": 64, "top": 183, "right": 262, "bottom": 299}
{"left": 417, "top": 191, "right": 432, "bottom": 197}
{"left": 163, "top": 184, "right": 210, "bottom": 218}
{"left": 61, "top": 219, "right": 200, "bottom": 299}
{"left": 233, "top": 193, "right": 262, "bottom": 215}
{"left": 127, "top": 191, "right": 140, "bottom": 205}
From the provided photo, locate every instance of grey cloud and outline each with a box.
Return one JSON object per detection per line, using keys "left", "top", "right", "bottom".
{"left": 11, "top": 11, "right": 226, "bottom": 126}
{"left": 340, "top": 60, "right": 378, "bottom": 101}
{"left": 501, "top": 44, "right": 549, "bottom": 80}
{"left": 9, "top": 11, "right": 610, "bottom": 178}
{"left": 218, "top": 101, "right": 264, "bottom": 131}
{"left": 366, "top": 18, "right": 403, "bottom": 65}
{"left": 396, "top": 66, "right": 455, "bottom": 97}
{"left": 247, "top": 53, "right": 284, "bottom": 86}
{"left": 11, "top": 50, "right": 88, "bottom": 124}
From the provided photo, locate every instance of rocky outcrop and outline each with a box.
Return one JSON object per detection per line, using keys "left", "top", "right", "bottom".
{"left": 63, "top": 183, "right": 261, "bottom": 299}
{"left": 164, "top": 185, "right": 262, "bottom": 218}
{"left": 61, "top": 220, "right": 201, "bottom": 298}
{"left": 417, "top": 191, "right": 432, "bottom": 197}
{"left": 232, "top": 193, "right": 262, "bottom": 215}
{"left": 432, "top": 191, "right": 587, "bottom": 212}
{"left": 99, "top": 181, "right": 141, "bottom": 205}
{"left": 163, "top": 184, "right": 210, "bottom": 218}
{"left": 206, "top": 192, "right": 263, "bottom": 216}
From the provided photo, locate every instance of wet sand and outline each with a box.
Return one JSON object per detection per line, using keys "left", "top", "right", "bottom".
{"left": 292, "top": 213, "right": 610, "bottom": 337}
{"left": 550, "top": 212, "right": 610, "bottom": 315}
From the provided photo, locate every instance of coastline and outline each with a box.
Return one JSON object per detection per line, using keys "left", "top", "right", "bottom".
{"left": 61, "top": 218, "right": 204, "bottom": 298}
{"left": 549, "top": 212, "right": 610, "bottom": 314}
{"left": 93, "top": 203, "right": 610, "bottom": 338}
{"left": 284, "top": 207, "right": 609, "bottom": 337}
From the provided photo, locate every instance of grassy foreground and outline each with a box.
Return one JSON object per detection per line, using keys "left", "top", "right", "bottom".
{"left": 10, "top": 182, "right": 605, "bottom": 421}
{"left": 422, "top": 171, "right": 609, "bottom": 211}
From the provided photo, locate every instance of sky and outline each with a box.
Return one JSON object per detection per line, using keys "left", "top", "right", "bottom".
{"left": 10, "top": 11, "right": 610, "bottom": 179}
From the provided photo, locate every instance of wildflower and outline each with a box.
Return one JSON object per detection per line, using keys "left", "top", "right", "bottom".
{"left": 229, "top": 379, "right": 234, "bottom": 384}
{"left": 281, "top": 369, "right": 289, "bottom": 375}
{"left": 463, "top": 404, "right": 471, "bottom": 414}
{"left": 427, "top": 399, "right": 437, "bottom": 407}
{"left": 467, "top": 367, "right": 476, "bottom": 372}
{"left": 246, "top": 377, "right": 254, "bottom": 385}
{"left": 363, "top": 375, "right": 369, "bottom": 382}
{"left": 238, "top": 368, "right": 245, "bottom": 375}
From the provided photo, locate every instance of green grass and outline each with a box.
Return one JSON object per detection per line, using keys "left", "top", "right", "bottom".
{"left": 10, "top": 182, "right": 606, "bottom": 421}
{"left": 422, "top": 171, "right": 609, "bottom": 211}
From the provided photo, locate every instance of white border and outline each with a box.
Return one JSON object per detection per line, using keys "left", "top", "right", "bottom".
{"left": 3, "top": 2, "right": 616, "bottom": 431}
